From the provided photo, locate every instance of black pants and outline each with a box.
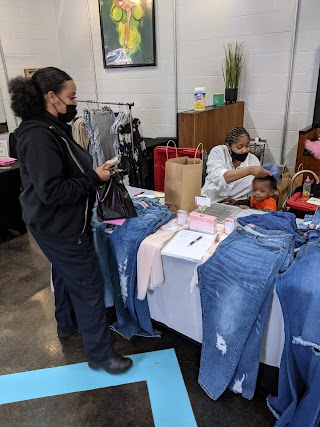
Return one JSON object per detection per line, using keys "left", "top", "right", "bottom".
{"left": 33, "top": 230, "right": 113, "bottom": 363}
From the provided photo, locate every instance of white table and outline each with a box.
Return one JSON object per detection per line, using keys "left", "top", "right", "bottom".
{"left": 127, "top": 187, "right": 285, "bottom": 368}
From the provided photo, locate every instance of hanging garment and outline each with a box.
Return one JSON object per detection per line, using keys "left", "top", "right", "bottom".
{"left": 118, "top": 118, "right": 147, "bottom": 188}
{"left": 83, "top": 109, "right": 105, "bottom": 169}
{"left": 267, "top": 240, "right": 320, "bottom": 427}
{"left": 197, "top": 225, "right": 294, "bottom": 400}
{"left": 95, "top": 108, "right": 118, "bottom": 161}
{"left": 71, "top": 117, "right": 89, "bottom": 151}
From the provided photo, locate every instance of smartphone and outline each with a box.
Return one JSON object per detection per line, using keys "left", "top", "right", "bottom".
{"left": 106, "top": 154, "right": 121, "bottom": 167}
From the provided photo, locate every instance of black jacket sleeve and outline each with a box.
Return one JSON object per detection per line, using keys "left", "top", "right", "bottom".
{"left": 22, "top": 128, "right": 101, "bottom": 206}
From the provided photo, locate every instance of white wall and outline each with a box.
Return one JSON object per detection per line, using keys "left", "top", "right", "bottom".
{"left": 177, "top": 0, "right": 320, "bottom": 168}
{"left": 285, "top": 0, "right": 320, "bottom": 168}
{"left": 0, "top": 0, "right": 61, "bottom": 131}
{"left": 177, "top": 0, "right": 296, "bottom": 165}
{"left": 0, "top": 0, "right": 319, "bottom": 169}
{"left": 54, "top": 0, "right": 176, "bottom": 138}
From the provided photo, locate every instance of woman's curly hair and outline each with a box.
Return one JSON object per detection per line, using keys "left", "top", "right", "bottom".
{"left": 9, "top": 67, "right": 72, "bottom": 121}
{"left": 225, "top": 127, "right": 250, "bottom": 146}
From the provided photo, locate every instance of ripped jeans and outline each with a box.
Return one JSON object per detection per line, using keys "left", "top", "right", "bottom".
{"left": 107, "top": 198, "right": 175, "bottom": 339}
{"left": 197, "top": 225, "right": 294, "bottom": 400}
{"left": 267, "top": 240, "right": 320, "bottom": 427}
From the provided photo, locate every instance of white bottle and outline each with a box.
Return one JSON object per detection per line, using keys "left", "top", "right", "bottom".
{"left": 194, "top": 87, "right": 206, "bottom": 111}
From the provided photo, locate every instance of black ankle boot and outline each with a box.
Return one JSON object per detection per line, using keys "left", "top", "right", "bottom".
{"left": 88, "top": 353, "right": 132, "bottom": 374}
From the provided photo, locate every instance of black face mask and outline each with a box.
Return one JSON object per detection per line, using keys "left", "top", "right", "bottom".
{"left": 231, "top": 150, "right": 249, "bottom": 163}
{"left": 58, "top": 104, "right": 77, "bottom": 123}
{"left": 56, "top": 96, "right": 77, "bottom": 123}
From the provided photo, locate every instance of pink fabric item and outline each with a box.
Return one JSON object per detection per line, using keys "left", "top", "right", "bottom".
{"left": 305, "top": 139, "right": 320, "bottom": 160}
{"left": 0, "top": 157, "right": 17, "bottom": 165}
{"left": 137, "top": 219, "right": 188, "bottom": 300}
{"left": 104, "top": 219, "right": 126, "bottom": 226}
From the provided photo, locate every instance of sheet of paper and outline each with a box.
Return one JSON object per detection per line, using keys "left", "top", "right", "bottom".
{"left": 307, "top": 197, "right": 320, "bottom": 206}
{"left": 161, "top": 230, "right": 216, "bottom": 262}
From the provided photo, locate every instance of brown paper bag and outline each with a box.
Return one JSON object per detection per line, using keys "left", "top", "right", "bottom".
{"left": 164, "top": 156, "right": 202, "bottom": 212}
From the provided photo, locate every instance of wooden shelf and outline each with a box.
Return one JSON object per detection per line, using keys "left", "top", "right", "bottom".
{"left": 178, "top": 101, "right": 244, "bottom": 153}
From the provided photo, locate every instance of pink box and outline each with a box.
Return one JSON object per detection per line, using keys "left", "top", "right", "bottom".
{"left": 189, "top": 212, "right": 217, "bottom": 234}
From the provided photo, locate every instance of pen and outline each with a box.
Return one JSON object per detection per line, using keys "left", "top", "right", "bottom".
{"left": 132, "top": 191, "right": 145, "bottom": 197}
{"left": 188, "top": 236, "right": 203, "bottom": 246}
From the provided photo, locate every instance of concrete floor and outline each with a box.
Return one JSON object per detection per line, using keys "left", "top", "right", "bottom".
{"left": 0, "top": 234, "right": 276, "bottom": 426}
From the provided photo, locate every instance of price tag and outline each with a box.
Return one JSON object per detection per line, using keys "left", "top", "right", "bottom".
{"left": 195, "top": 196, "right": 211, "bottom": 207}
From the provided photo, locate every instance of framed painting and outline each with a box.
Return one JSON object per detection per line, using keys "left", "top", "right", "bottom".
{"left": 24, "top": 68, "right": 41, "bottom": 79}
{"left": 99, "top": 0, "right": 156, "bottom": 68}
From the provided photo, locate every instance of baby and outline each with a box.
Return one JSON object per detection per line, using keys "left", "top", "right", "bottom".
{"left": 250, "top": 176, "right": 277, "bottom": 211}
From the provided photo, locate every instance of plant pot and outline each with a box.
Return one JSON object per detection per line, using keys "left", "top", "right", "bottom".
{"left": 225, "top": 88, "right": 238, "bottom": 104}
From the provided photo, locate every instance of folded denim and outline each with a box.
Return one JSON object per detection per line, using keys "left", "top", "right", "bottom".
{"left": 237, "top": 211, "right": 306, "bottom": 248}
{"left": 198, "top": 225, "right": 294, "bottom": 400}
{"left": 267, "top": 240, "right": 320, "bottom": 427}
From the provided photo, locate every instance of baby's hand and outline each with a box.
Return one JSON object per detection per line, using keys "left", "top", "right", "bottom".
{"left": 239, "top": 205, "right": 249, "bottom": 210}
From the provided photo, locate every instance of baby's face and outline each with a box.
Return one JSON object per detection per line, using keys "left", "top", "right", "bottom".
{"left": 252, "top": 180, "right": 274, "bottom": 202}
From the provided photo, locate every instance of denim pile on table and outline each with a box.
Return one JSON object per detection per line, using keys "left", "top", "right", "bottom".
{"left": 92, "top": 198, "right": 175, "bottom": 339}
{"left": 197, "top": 224, "right": 295, "bottom": 401}
{"left": 237, "top": 211, "right": 306, "bottom": 248}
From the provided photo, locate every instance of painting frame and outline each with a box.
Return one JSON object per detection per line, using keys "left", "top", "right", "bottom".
{"left": 24, "top": 68, "right": 41, "bottom": 79}
{"left": 98, "top": 0, "right": 156, "bottom": 69}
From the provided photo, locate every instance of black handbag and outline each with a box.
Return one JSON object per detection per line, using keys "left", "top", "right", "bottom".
{"left": 97, "top": 172, "right": 137, "bottom": 222}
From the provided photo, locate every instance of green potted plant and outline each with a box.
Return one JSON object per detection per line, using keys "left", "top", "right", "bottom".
{"left": 222, "top": 42, "right": 245, "bottom": 104}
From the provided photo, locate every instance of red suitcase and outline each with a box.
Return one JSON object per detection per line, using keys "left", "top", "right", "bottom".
{"left": 154, "top": 145, "right": 201, "bottom": 192}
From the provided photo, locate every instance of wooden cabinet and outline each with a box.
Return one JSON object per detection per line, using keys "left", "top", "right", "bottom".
{"left": 296, "top": 126, "right": 320, "bottom": 176}
{"left": 178, "top": 102, "right": 244, "bottom": 153}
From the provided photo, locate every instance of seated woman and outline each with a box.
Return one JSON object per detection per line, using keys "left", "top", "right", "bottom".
{"left": 202, "top": 127, "right": 270, "bottom": 203}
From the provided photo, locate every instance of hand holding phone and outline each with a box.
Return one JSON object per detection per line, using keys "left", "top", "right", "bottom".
{"left": 105, "top": 155, "right": 121, "bottom": 168}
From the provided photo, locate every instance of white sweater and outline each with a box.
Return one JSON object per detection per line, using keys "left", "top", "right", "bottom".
{"left": 202, "top": 145, "right": 260, "bottom": 202}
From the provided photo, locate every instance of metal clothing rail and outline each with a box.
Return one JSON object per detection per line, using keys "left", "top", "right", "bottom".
{"left": 77, "top": 99, "right": 134, "bottom": 110}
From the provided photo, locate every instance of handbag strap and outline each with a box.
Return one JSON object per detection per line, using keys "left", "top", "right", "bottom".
{"left": 97, "top": 179, "right": 112, "bottom": 203}
{"left": 166, "top": 140, "right": 178, "bottom": 160}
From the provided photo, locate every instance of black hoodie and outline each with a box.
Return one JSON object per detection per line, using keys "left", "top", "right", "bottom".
{"left": 15, "top": 112, "right": 101, "bottom": 242}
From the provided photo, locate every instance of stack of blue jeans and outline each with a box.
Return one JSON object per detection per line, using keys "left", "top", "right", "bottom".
{"left": 92, "top": 198, "right": 175, "bottom": 339}
{"left": 267, "top": 239, "right": 320, "bottom": 426}
{"left": 237, "top": 211, "right": 306, "bottom": 248}
{"left": 197, "top": 225, "right": 295, "bottom": 400}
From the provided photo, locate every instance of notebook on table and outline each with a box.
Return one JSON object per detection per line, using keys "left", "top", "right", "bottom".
{"left": 161, "top": 230, "right": 216, "bottom": 263}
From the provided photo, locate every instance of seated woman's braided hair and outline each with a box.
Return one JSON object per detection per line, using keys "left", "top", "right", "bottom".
{"left": 225, "top": 127, "right": 250, "bottom": 146}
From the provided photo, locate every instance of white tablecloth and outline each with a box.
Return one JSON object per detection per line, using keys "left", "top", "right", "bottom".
{"left": 127, "top": 187, "right": 285, "bottom": 368}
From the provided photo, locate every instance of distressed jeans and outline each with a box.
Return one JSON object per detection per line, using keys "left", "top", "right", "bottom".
{"left": 102, "top": 198, "right": 175, "bottom": 339}
{"left": 198, "top": 225, "right": 294, "bottom": 400}
{"left": 267, "top": 240, "right": 320, "bottom": 427}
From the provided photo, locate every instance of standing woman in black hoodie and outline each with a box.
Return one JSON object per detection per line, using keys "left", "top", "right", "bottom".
{"left": 9, "top": 67, "right": 132, "bottom": 374}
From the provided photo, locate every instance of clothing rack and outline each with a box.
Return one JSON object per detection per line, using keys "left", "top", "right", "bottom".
{"left": 77, "top": 99, "right": 135, "bottom": 157}
{"left": 77, "top": 100, "right": 134, "bottom": 110}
